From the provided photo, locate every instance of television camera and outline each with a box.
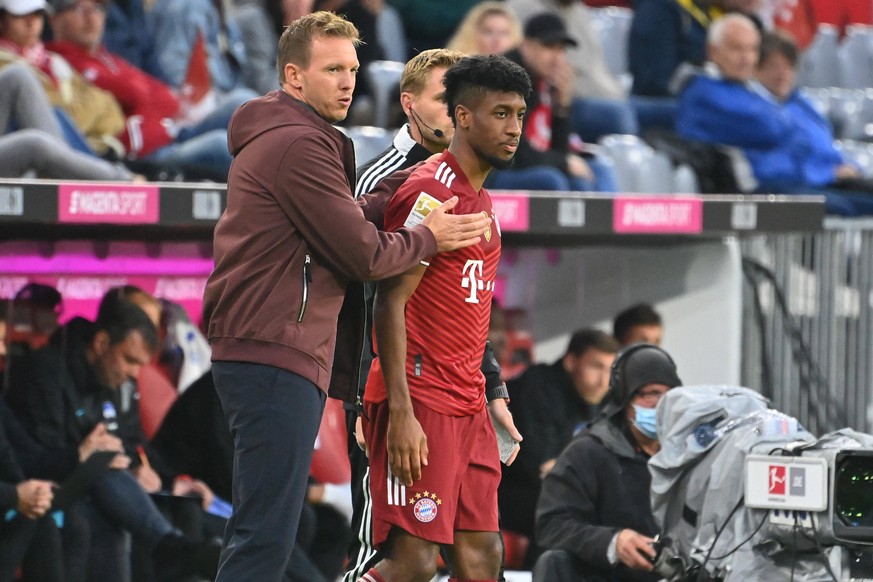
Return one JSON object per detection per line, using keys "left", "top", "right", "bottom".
{"left": 648, "top": 385, "right": 873, "bottom": 581}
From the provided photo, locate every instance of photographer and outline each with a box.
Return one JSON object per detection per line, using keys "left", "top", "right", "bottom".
{"left": 533, "top": 343, "right": 682, "bottom": 582}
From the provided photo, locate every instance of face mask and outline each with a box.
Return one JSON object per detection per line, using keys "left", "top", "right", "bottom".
{"left": 632, "top": 405, "right": 658, "bottom": 440}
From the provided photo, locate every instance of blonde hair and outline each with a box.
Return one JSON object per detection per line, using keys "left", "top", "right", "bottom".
{"left": 446, "top": 2, "right": 522, "bottom": 56}
{"left": 277, "top": 11, "right": 361, "bottom": 84}
{"left": 400, "top": 48, "right": 465, "bottom": 95}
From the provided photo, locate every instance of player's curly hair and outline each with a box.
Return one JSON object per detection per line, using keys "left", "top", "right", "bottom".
{"left": 443, "top": 55, "right": 532, "bottom": 125}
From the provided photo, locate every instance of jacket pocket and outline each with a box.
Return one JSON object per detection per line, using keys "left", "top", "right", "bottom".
{"left": 297, "top": 254, "right": 312, "bottom": 323}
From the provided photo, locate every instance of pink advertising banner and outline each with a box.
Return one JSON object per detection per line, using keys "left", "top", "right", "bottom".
{"left": 613, "top": 197, "right": 703, "bottom": 234}
{"left": 0, "top": 241, "right": 211, "bottom": 325}
{"left": 490, "top": 192, "right": 530, "bottom": 232}
{"left": 58, "top": 183, "right": 160, "bottom": 224}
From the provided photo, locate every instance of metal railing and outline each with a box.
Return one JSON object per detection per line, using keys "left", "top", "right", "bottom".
{"left": 740, "top": 219, "right": 873, "bottom": 435}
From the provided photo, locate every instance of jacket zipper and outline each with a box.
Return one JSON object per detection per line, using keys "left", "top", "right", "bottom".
{"left": 297, "top": 254, "right": 311, "bottom": 323}
{"left": 353, "top": 283, "right": 368, "bottom": 411}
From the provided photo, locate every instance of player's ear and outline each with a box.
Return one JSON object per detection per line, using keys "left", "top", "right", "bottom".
{"left": 455, "top": 104, "right": 471, "bottom": 130}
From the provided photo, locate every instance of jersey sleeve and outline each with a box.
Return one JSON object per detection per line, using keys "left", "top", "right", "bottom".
{"left": 383, "top": 174, "right": 454, "bottom": 233}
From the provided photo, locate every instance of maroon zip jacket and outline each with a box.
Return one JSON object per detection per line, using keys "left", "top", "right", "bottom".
{"left": 203, "top": 91, "right": 436, "bottom": 394}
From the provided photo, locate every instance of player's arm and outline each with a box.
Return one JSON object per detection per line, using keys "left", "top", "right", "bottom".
{"left": 373, "top": 265, "right": 429, "bottom": 488}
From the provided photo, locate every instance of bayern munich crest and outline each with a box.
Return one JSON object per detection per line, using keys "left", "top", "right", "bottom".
{"left": 414, "top": 498, "right": 438, "bottom": 522}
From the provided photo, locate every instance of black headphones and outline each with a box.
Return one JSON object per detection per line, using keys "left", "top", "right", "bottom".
{"left": 608, "top": 342, "right": 678, "bottom": 396}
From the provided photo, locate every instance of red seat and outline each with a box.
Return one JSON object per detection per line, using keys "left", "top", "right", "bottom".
{"left": 502, "top": 529, "right": 530, "bottom": 570}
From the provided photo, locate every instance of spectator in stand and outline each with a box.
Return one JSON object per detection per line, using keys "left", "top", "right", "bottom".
{"left": 755, "top": 31, "right": 873, "bottom": 193}
{"left": 533, "top": 343, "right": 682, "bottom": 582}
{"left": 612, "top": 303, "right": 663, "bottom": 346}
{"left": 676, "top": 14, "right": 873, "bottom": 216}
{"left": 47, "top": 0, "right": 240, "bottom": 180}
{"left": 629, "top": 0, "right": 764, "bottom": 98}
{"left": 508, "top": 0, "right": 652, "bottom": 139}
{"left": 0, "top": 0, "right": 127, "bottom": 156}
{"left": 145, "top": 0, "right": 257, "bottom": 102}
{"left": 807, "top": 0, "right": 871, "bottom": 34}
{"left": 387, "top": 0, "right": 480, "bottom": 58}
{"left": 228, "top": 0, "right": 279, "bottom": 95}
{"left": 499, "top": 329, "right": 619, "bottom": 563}
{"left": 491, "top": 12, "right": 618, "bottom": 193}
{"left": 0, "top": 62, "right": 133, "bottom": 179}
{"left": 447, "top": 1, "right": 523, "bottom": 56}
{"left": 102, "top": 0, "right": 155, "bottom": 70}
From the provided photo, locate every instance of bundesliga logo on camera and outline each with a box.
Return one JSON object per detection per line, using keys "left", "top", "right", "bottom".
{"left": 768, "top": 465, "right": 806, "bottom": 497}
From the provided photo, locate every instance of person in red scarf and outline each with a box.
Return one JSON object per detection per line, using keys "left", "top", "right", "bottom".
{"left": 0, "top": 0, "right": 125, "bottom": 155}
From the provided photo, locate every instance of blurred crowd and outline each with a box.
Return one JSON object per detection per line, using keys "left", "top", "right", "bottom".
{"left": 0, "top": 0, "right": 872, "bottom": 213}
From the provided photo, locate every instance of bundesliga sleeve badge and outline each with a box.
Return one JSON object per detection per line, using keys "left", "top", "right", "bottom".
{"left": 403, "top": 192, "right": 442, "bottom": 228}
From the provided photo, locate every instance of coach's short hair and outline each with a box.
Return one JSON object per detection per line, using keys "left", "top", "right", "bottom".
{"left": 277, "top": 11, "right": 361, "bottom": 84}
{"left": 443, "top": 55, "right": 531, "bottom": 124}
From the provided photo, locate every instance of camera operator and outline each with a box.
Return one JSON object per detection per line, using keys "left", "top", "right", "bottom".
{"left": 533, "top": 343, "right": 682, "bottom": 582}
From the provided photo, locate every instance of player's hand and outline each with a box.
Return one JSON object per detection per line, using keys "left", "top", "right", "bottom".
{"left": 386, "top": 407, "right": 428, "bottom": 487}
{"left": 422, "top": 196, "right": 490, "bottom": 253}
{"left": 16, "top": 480, "right": 54, "bottom": 519}
{"left": 486, "top": 398, "right": 522, "bottom": 465}
{"left": 616, "top": 529, "right": 656, "bottom": 571}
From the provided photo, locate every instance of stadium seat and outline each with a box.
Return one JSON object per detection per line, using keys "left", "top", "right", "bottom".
{"left": 836, "top": 139, "right": 873, "bottom": 176}
{"left": 600, "top": 135, "right": 675, "bottom": 194}
{"left": 826, "top": 88, "right": 867, "bottom": 140}
{"left": 590, "top": 7, "right": 633, "bottom": 76}
{"left": 599, "top": 134, "right": 654, "bottom": 192}
{"left": 345, "top": 125, "right": 394, "bottom": 165}
{"left": 800, "top": 86, "right": 833, "bottom": 118}
{"left": 837, "top": 25, "right": 873, "bottom": 89}
{"left": 673, "top": 163, "right": 700, "bottom": 193}
{"left": 366, "top": 60, "right": 405, "bottom": 129}
{"left": 797, "top": 24, "right": 840, "bottom": 88}
{"left": 376, "top": 6, "right": 408, "bottom": 63}
{"left": 501, "top": 530, "right": 531, "bottom": 570}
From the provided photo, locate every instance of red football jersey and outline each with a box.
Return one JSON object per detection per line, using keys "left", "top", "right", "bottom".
{"left": 365, "top": 151, "right": 502, "bottom": 416}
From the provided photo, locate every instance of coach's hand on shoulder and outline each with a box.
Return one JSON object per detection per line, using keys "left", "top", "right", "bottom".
{"left": 386, "top": 407, "right": 428, "bottom": 487}
{"left": 422, "top": 196, "right": 491, "bottom": 253}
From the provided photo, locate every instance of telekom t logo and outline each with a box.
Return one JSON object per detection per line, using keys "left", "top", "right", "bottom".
{"left": 769, "top": 465, "right": 786, "bottom": 495}
{"left": 461, "top": 260, "right": 494, "bottom": 303}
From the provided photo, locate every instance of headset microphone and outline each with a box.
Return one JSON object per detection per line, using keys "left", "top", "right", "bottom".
{"left": 410, "top": 107, "right": 444, "bottom": 138}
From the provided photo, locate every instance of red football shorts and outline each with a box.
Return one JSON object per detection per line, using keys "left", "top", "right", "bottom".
{"left": 363, "top": 398, "right": 501, "bottom": 546}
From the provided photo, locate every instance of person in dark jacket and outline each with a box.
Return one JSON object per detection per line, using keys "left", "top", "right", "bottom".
{"left": 0, "top": 399, "right": 63, "bottom": 582}
{"left": 533, "top": 343, "right": 682, "bottom": 582}
{"left": 6, "top": 300, "right": 220, "bottom": 582}
{"left": 201, "top": 11, "right": 493, "bottom": 582}
{"left": 498, "top": 329, "right": 618, "bottom": 558}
